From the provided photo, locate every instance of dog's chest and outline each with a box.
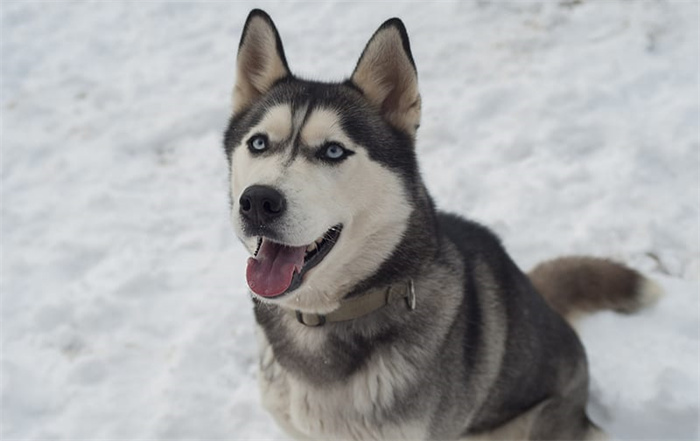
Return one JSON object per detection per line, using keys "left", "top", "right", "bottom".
{"left": 256, "top": 326, "right": 428, "bottom": 440}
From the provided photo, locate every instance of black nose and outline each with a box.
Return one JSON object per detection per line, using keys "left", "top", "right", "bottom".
{"left": 239, "top": 185, "right": 287, "bottom": 226}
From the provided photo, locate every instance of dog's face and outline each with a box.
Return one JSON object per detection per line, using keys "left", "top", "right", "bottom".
{"left": 225, "top": 10, "right": 421, "bottom": 314}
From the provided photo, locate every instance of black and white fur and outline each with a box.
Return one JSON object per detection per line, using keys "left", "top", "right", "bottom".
{"left": 224, "top": 10, "right": 660, "bottom": 440}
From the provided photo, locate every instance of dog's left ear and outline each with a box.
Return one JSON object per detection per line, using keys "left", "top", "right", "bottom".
{"left": 351, "top": 19, "right": 420, "bottom": 136}
{"left": 232, "top": 10, "right": 290, "bottom": 115}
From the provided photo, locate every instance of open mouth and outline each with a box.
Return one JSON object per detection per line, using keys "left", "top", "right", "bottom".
{"left": 245, "top": 225, "right": 342, "bottom": 298}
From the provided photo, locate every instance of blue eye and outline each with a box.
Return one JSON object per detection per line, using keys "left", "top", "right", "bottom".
{"left": 248, "top": 134, "right": 268, "bottom": 152}
{"left": 325, "top": 144, "right": 345, "bottom": 159}
{"left": 321, "top": 143, "right": 354, "bottom": 162}
{"left": 314, "top": 142, "right": 354, "bottom": 163}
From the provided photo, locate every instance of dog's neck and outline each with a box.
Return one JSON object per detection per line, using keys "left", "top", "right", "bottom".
{"left": 289, "top": 279, "right": 416, "bottom": 327}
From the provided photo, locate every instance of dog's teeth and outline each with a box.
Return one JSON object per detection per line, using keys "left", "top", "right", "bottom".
{"left": 306, "top": 242, "right": 317, "bottom": 253}
{"left": 315, "top": 237, "right": 324, "bottom": 245}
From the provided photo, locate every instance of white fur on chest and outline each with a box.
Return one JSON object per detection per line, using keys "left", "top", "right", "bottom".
{"left": 256, "top": 326, "right": 428, "bottom": 440}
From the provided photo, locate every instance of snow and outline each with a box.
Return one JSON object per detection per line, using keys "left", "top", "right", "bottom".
{"left": 1, "top": 1, "right": 697, "bottom": 439}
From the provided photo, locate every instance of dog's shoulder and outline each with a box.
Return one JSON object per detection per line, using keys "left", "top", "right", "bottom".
{"left": 436, "top": 211, "right": 507, "bottom": 265}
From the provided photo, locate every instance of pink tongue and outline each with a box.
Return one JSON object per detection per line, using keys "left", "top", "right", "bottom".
{"left": 246, "top": 239, "right": 307, "bottom": 297}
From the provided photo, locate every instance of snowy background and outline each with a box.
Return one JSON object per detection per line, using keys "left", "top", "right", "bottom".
{"left": 1, "top": 1, "right": 698, "bottom": 439}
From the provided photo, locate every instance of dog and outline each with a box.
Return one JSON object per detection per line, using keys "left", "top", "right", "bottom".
{"left": 223, "top": 9, "right": 661, "bottom": 440}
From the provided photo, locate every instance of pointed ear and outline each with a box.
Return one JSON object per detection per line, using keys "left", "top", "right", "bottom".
{"left": 233, "top": 10, "right": 290, "bottom": 115}
{"left": 351, "top": 19, "right": 421, "bottom": 136}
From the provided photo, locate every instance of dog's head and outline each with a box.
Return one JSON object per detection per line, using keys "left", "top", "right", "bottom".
{"left": 225, "top": 10, "right": 422, "bottom": 314}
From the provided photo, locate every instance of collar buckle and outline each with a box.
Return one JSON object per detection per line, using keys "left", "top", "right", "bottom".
{"left": 295, "top": 311, "right": 326, "bottom": 327}
{"left": 405, "top": 279, "right": 416, "bottom": 310}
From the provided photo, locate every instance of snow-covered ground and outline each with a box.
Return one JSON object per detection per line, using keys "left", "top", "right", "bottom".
{"left": 1, "top": 1, "right": 697, "bottom": 439}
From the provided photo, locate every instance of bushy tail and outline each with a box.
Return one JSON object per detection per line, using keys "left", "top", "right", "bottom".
{"left": 528, "top": 256, "right": 662, "bottom": 324}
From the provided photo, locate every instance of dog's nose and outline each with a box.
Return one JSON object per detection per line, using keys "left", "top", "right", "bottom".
{"left": 239, "top": 185, "right": 287, "bottom": 225}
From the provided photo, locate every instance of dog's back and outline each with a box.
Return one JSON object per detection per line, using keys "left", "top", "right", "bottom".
{"left": 437, "top": 213, "right": 660, "bottom": 438}
{"left": 432, "top": 213, "right": 593, "bottom": 438}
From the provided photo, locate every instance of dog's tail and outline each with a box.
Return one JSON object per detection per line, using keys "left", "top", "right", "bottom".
{"left": 528, "top": 256, "right": 662, "bottom": 324}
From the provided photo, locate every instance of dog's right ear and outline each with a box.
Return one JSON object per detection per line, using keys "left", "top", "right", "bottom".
{"left": 232, "top": 10, "right": 290, "bottom": 115}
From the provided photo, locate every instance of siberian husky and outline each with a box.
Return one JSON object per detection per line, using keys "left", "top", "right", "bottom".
{"left": 224, "top": 9, "right": 661, "bottom": 440}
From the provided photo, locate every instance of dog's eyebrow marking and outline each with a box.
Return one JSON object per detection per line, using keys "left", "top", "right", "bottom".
{"left": 299, "top": 108, "right": 344, "bottom": 148}
{"left": 257, "top": 104, "right": 292, "bottom": 143}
